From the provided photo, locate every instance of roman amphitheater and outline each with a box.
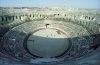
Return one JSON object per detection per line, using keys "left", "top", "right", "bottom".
{"left": 0, "top": 7, "right": 100, "bottom": 65}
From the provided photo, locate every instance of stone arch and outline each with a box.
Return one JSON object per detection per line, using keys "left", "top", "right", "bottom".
{"left": 12, "top": 16, "right": 14, "bottom": 21}
{"left": 89, "top": 17, "right": 91, "bottom": 20}
{"left": 2, "top": 17, "right": 5, "bottom": 21}
{"left": 33, "top": 14, "right": 34, "bottom": 17}
{"left": 85, "top": 16, "right": 88, "bottom": 19}
{"left": 39, "top": 14, "right": 42, "bottom": 17}
{"left": 29, "top": 14, "right": 31, "bottom": 17}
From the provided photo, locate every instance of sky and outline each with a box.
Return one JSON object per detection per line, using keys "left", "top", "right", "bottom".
{"left": 0, "top": 0, "right": 100, "bottom": 8}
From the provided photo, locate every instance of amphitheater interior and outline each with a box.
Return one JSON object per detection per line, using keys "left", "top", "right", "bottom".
{"left": 0, "top": 7, "right": 100, "bottom": 65}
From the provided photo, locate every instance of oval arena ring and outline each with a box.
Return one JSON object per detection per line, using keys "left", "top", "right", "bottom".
{"left": 26, "top": 27, "right": 72, "bottom": 58}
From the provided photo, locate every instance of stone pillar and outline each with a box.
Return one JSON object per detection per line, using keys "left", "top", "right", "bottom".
{"left": 14, "top": 16, "right": 16, "bottom": 20}
{"left": 5, "top": 17, "right": 8, "bottom": 21}
{"left": 19, "top": 16, "right": 21, "bottom": 20}
{"left": 21, "top": 15, "right": 23, "bottom": 20}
